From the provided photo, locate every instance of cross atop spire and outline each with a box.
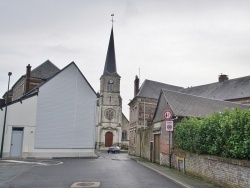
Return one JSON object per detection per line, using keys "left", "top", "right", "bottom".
{"left": 111, "top": 14, "right": 115, "bottom": 26}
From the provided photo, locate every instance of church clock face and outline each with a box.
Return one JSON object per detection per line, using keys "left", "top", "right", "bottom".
{"left": 105, "top": 108, "right": 115, "bottom": 120}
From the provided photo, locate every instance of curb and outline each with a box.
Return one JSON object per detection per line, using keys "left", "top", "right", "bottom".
{"left": 131, "top": 158, "right": 193, "bottom": 188}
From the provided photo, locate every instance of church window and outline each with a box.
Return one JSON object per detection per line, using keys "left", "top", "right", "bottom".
{"left": 122, "top": 131, "right": 127, "bottom": 140}
{"left": 105, "top": 108, "right": 115, "bottom": 120}
{"left": 108, "top": 80, "right": 114, "bottom": 91}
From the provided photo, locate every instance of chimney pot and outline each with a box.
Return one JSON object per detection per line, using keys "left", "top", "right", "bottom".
{"left": 25, "top": 64, "right": 32, "bottom": 93}
{"left": 134, "top": 75, "right": 139, "bottom": 97}
{"left": 219, "top": 74, "right": 229, "bottom": 82}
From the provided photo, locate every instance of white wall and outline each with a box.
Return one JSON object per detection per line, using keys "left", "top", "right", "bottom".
{"left": 0, "top": 96, "right": 37, "bottom": 157}
{"left": 35, "top": 63, "right": 97, "bottom": 149}
{"left": 1, "top": 63, "right": 97, "bottom": 158}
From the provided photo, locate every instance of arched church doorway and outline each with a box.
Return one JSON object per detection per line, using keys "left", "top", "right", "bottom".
{"left": 105, "top": 132, "right": 113, "bottom": 147}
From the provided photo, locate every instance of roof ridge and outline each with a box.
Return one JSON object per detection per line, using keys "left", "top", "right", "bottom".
{"left": 182, "top": 74, "right": 250, "bottom": 89}
{"left": 145, "top": 79, "right": 183, "bottom": 88}
{"left": 162, "top": 88, "right": 250, "bottom": 107}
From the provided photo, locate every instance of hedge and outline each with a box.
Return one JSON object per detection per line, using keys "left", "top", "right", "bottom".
{"left": 174, "top": 108, "right": 250, "bottom": 160}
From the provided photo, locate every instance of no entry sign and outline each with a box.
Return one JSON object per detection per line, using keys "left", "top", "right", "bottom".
{"left": 163, "top": 110, "right": 173, "bottom": 121}
{"left": 166, "top": 121, "right": 173, "bottom": 131}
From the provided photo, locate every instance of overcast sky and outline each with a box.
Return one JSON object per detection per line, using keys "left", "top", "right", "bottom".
{"left": 1, "top": 0, "right": 250, "bottom": 117}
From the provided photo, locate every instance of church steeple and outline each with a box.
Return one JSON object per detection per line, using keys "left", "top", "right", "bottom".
{"left": 103, "top": 27, "right": 120, "bottom": 77}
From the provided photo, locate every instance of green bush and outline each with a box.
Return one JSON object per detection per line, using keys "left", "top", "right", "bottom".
{"left": 174, "top": 108, "right": 250, "bottom": 160}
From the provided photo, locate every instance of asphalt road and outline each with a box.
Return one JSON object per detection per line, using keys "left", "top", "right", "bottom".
{"left": 0, "top": 151, "right": 182, "bottom": 188}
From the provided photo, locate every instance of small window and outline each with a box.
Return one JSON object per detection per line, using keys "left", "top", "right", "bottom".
{"left": 108, "top": 80, "right": 114, "bottom": 91}
{"left": 122, "top": 131, "right": 127, "bottom": 140}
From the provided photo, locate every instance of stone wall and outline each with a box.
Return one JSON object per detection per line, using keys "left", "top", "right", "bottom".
{"left": 130, "top": 125, "right": 250, "bottom": 187}
{"left": 129, "top": 127, "right": 153, "bottom": 160}
{"left": 171, "top": 149, "right": 250, "bottom": 188}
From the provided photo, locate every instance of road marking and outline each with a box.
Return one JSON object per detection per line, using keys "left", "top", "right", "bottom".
{"left": 1, "top": 160, "right": 63, "bottom": 166}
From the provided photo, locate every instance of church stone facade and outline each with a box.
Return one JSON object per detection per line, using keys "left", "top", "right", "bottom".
{"left": 95, "top": 27, "right": 129, "bottom": 149}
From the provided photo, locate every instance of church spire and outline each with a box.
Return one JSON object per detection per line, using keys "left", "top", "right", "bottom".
{"left": 103, "top": 20, "right": 120, "bottom": 77}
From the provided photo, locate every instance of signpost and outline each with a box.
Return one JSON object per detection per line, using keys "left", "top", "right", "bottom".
{"left": 163, "top": 109, "right": 173, "bottom": 168}
{"left": 166, "top": 121, "right": 173, "bottom": 132}
{"left": 163, "top": 110, "right": 172, "bottom": 121}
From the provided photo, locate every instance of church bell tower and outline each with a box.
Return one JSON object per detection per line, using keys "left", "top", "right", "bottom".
{"left": 96, "top": 20, "right": 123, "bottom": 149}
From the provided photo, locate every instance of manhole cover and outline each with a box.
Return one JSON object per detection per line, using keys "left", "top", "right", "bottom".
{"left": 71, "top": 182, "right": 100, "bottom": 188}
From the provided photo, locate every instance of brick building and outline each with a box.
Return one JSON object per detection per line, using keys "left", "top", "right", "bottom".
{"left": 128, "top": 74, "right": 250, "bottom": 157}
{"left": 128, "top": 77, "right": 183, "bottom": 156}
{"left": 152, "top": 89, "right": 250, "bottom": 165}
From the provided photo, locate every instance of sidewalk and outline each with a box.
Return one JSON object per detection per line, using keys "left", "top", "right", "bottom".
{"left": 128, "top": 155, "right": 220, "bottom": 188}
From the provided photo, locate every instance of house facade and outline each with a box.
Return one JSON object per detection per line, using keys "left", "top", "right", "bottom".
{"left": 152, "top": 89, "right": 250, "bottom": 165}
{"left": 0, "top": 62, "right": 97, "bottom": 158}
{"left": 128, "top": 74, "right": 250, "bottom": 158}
{"left": 128, "top": 76, "right": 183, "bottom": 156}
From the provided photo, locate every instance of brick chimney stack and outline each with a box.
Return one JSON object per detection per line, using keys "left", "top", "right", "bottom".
{"left": 134, "top": 75, "right": 139, "bottom": 97}
{"left": 219, "top": 74, "right": 229, "bottom": 82}
{"left": 25, "top": 64, "right": 31, "bottom": 93}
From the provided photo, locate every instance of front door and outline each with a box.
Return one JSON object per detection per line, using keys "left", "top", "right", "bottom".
{"left": 10, "top": 127, "right": 24, "bottom": 157}
{"left": 154, "top": 134, "right": 160, "bottom": 163}
{"left": 105, "top": 132, "right": 113, "bottom": 147}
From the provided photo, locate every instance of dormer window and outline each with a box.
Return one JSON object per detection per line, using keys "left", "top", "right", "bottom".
{"left": 108, "top": 79, "right": 114, "bottom": 91}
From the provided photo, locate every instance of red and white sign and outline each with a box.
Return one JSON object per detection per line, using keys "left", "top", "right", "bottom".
{"left": 166, "top": 121, "right": 174, "bottom": 131}
{"left": 163, "top": 110, "right": 172, "bottom": 121}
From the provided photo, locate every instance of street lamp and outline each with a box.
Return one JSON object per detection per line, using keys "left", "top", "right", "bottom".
{"left": 0, "top": 72, "right": 12, "bottom": 158}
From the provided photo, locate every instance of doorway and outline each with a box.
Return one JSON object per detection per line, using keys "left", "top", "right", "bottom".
{"left": 10, "top": 127, "right": 24, "bottom": 157}
{"left": 154, "top": 134, "right": 160, "bottom": 163}
{"left": 105, "top": 132, "right": 113, "bottom": 147}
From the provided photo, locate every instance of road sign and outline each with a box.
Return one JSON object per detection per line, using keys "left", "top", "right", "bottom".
{"left": 166, "top": 121, "right": 173, "bottom": 131}
{"left": 163, "top": 110, "right": 172, "bottom": 120}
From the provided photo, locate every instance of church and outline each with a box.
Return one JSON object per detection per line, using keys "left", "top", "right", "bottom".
{"left": 0, "top": 24, "right": 129, "bottom": 158}
{"left": 95, "top": 26, "right": 129, "bottom": 149}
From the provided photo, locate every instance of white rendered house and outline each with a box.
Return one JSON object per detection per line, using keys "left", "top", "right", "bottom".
{"left": 0, "top": 62, "right": 97, "bottom": 158}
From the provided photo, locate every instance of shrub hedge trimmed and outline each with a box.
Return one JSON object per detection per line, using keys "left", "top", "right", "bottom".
{"left": 174, "top": 108, "right": 250, "bottom": 160}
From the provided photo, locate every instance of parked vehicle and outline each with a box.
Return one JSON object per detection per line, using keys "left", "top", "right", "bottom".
{"left": 107, "top": 146, "right": 120, "bottom": 153}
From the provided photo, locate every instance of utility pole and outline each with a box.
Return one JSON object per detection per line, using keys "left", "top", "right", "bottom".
{"left": 0, "top": 72, "right": 12, "bottom": 158}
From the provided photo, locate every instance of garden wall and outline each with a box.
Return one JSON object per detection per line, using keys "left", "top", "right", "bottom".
{"left": 171, "top": 149, "right": 250, "bottom": 188}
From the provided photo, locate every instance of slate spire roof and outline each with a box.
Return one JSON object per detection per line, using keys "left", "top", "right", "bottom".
{"left": 103, "top": 27, "right": 120, "bottom": 77}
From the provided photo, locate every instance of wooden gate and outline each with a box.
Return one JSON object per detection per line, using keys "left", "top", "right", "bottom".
{"left": 154, "top": 134, "right": 160, "bottom": 163}
{"left": 105, "top": 132, "right": 113, "bottom": 147}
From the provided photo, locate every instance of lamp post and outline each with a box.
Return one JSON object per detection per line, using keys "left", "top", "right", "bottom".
{"left": 0, "top": 72, "right": 12, "bottom": 158}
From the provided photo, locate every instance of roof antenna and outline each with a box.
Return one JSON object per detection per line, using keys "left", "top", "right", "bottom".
{"left": 139, "top": 68, "right": 141, "bottom": 86}
{"left": 111, "top": 14, "right": 115, "bottom": 26}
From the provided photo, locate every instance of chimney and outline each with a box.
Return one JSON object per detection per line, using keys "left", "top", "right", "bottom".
{"left": 25, "top": 64, "right": 31, "bottom": 93}
{"left": 134, "top": 75, "right": 139, "bottom": 97}
{"left": 219, "top": 74, "right": 228, "bottom": 82}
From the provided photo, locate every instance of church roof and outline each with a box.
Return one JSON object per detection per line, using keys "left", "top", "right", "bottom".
{"left": 103, "top": 27, "right": 120, "bottom": 77}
